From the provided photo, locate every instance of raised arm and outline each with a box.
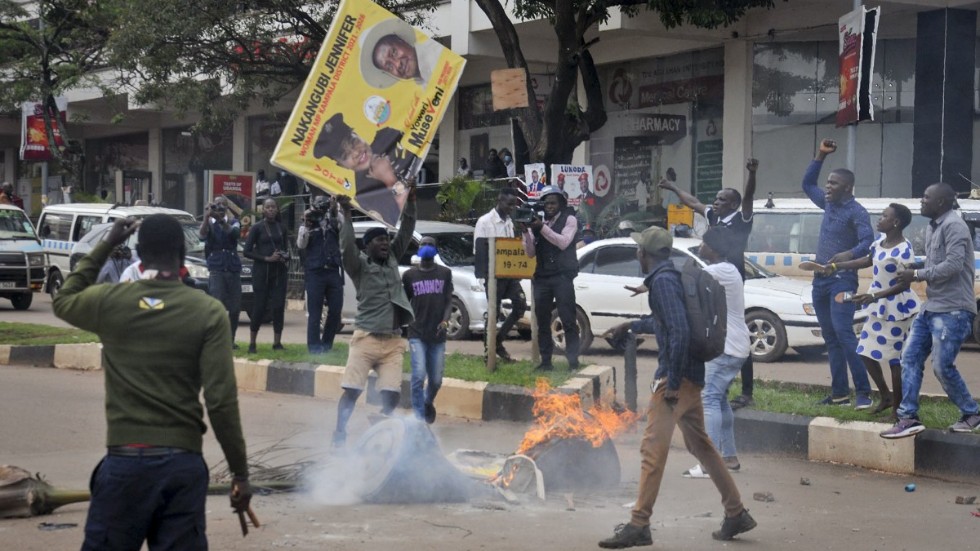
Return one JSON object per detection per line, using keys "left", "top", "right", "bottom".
{"left": 742, "top": 158, "right": 758, "bottom": 218}
{"left": 658, "top": 179, "right": 706, "bottom": 216}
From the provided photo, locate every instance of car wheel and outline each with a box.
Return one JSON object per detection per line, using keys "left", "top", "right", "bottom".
{"left": 746, "top": 310, "right": 788, "bottom": 363}
{"left": 550, "top": 307, "right": 592, "bottom": 354}
{"left": 447, "top": 297, "right": 470, "bottom": 340}
{"left": 10, "top": 293, "right": 32, "bottom": 310}
{"left": 47, "top": 270, "right": 63, "bottom": 299}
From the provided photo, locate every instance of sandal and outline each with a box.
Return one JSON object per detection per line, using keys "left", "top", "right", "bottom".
{"left": 682, "top": 464, "right": 711, "bottom": 479}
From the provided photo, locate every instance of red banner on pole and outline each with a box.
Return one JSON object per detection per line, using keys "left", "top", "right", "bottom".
{"left": 837, "top": 6, "right": 880, "bottom": 127}
{"left": 20, "top": 98, "right": 67, "bottom": 161}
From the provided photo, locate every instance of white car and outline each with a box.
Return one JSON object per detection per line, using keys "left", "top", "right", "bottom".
{"left": 339, "top": 220, "right": 487, "bottom": 340}
{"left": 519, "top": 236, "right": 849, "bottom": 362}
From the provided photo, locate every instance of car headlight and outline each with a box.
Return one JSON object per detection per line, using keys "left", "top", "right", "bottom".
{"left": 803, "top": 303, "right": 816, "bottom": 316}
{"left": 28, "top": 254, "right": 45, "bottom": 267}
{"left": 186, "top": 264, "right": 210, "bottom": 279}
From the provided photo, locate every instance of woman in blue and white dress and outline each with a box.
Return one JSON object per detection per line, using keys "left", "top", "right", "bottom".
{"left": 818, "top": 204, "right": 920, "bottom": 416}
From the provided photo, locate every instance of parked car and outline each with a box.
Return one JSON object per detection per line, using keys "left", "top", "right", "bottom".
{"left": 339, "top": 220, "right": 486, "bottom": 340}
{"left": 0, "top": 204, "right": 48, "bottom": 310}
{"left": 519, "top": 236, "right": 862, "bottom": 362}
{"left": 38, "top": 203, "right": 197, "bottom": 297}
{"left": 68, "top": 222, "right": 255, "bottom": 317}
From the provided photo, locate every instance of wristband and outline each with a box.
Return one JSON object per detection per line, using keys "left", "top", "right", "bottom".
{"left": 870, "top": 291, "right": 877, "bottom": 300}
{"left": 913, "top": 269, "right": 919, "bottom": 281}
{"left": 830, "top": 263, "right": 838, "bottom": 272}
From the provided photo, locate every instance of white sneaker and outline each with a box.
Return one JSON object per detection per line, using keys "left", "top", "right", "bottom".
{"left": 682, "top": 464, "right": 711, "bottom": 478}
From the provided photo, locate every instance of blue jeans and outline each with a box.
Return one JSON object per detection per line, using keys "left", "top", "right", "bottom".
{"left": 208, "top": 270, "right": 241, "bottom": 339}
{"left": 409, "top": 338, "right": 446, "bottom": 419}
{"left": 82, "top": 451, "right": 208, "bottom": 551}
{"left": 701, "top": 353, "right": 744, "bottom": 458}
{"left": 812, "top": 275, "right": 871, "bottom": 397}
{"left": 897, "top": 310, "right": 979, "bottom": 420}
{"left": 305, "top": 267, "right": 344, "bottom": 352}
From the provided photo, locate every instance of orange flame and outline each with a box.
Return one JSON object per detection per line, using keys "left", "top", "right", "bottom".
{"left": 515, "top": 379, "right": 638, "bottom": 456}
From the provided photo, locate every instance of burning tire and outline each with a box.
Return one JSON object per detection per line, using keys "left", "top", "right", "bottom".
{"left": 523, "top": 436, "right": 621, "bottom": 493}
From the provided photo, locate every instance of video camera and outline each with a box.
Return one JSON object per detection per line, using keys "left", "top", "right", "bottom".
{"left": 304, "top": 196, "right": 330, "bottom": 225}
{"left": 513, "top": 201, "right": 543, "bottom": 224}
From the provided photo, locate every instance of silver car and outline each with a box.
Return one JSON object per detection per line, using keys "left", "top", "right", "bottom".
{"left": 340, "top": 220, "right": 487, "bottom": 340}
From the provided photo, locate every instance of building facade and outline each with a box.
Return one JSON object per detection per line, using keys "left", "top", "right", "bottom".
{"left": 2, "top": 1, "right": 979, "bottom": 218}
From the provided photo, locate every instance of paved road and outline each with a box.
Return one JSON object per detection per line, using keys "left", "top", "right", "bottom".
{"left": 8, "top": 293, "right": 980, "bottom": 400}
{"left": 1, "top": 363, "right": 978, "bottom": 550}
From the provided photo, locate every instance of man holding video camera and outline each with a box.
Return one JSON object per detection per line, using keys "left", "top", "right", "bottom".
{"left": 199, "top": 196, "right": 242, "bottom": 346}
{"left": 520, "top": 185, "right": 580, "bottom": 371}
{"left": 297, "top": 195, "right": 344, "bottom": 354}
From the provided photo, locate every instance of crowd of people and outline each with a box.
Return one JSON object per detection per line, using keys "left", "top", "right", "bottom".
{"left": 49, "top": 134, "right": 980, "bottom": 548}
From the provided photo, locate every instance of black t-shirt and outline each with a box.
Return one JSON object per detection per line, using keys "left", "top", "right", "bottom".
{"left": 402, "top": 264, "right": 454, "bottom": 343}
{"left": 705, "top": 207, "right": 753, "bottom": 280}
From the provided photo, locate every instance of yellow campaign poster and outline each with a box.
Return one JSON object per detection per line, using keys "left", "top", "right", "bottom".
{"left": 270, "top": 0, "right": 465, "bottom": 226}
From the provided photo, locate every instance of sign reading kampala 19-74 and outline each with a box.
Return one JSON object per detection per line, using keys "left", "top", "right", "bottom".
{"left": 271, "top": 0, "right": 466, "bottom": 226}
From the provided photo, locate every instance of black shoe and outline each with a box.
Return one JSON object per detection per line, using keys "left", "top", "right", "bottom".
{"left": 598, "top": 523, "right": 653, "bottom": 549}
{"left": 272, "top": 343, "right": 285, "bottom": 351}
{"left": 424, "top": 402, "right": 436, "bottom": 424}
{"left": 568, "top": 360, "right": 580, "bottom": 371}
{"left": 496, "top": 345, "right": 514, "bottom": 362}
{"left": 232, "top": 343, "right": 240, "bottom": 350}
{"left": 535, "top": 363, "right": 554, "bottom": 371}
{"left": 247, "top": 344, "right": 257, "bottom": 354}
{"left": 712, "top": 509, "right": 757, "bottom": 541}
{"left": 730, "top": 395, "right": 754, "bottom": 410}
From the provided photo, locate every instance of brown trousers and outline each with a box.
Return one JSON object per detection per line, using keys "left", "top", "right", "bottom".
{"left": 631, "top": 378, "right": 745, "bottom": 527}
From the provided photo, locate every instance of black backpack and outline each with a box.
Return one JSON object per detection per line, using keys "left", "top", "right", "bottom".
{"left": 653, "top": 258, "right": 727, "bottom": 362}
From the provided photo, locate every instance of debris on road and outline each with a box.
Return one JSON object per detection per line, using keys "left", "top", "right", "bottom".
{"left": 752, "top": 491, "right": 775, "bottom": 502}
{"left": 1, "top": 465, "right": 89, "bottom": 519}
{"left": 37, "top": 522, "right": 77, "bottom": 531}
{"left": 955, "top": 496, "right": 976, "bottom": 505}
{"left": 800, "top": 477, "right": 811, "bottom": 486}
{"left": 905, "top": 484, "right": 916, "bottom": 492}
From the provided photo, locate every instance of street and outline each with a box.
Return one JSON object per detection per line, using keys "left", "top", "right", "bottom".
{"left": 3, "top": 295, "right": 980, "bottom": 549}
{"left": 1, "top": 363, "right": 979, "bottom": 550}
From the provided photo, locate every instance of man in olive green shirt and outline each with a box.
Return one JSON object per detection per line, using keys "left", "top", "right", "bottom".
{"left": 332, "top": 184, "right": 416, "bottom": 448}
{"left": 53, "top": 215, "right": 251, "bottom": 550}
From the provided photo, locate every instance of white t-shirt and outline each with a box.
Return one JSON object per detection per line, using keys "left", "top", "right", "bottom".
{"left": 704, "top": 261, "right": 750, "bottom": 359}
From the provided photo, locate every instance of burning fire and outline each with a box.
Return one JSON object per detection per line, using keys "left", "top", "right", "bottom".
{"left": 515, "top": 379, "right": 638, "bottom": 456}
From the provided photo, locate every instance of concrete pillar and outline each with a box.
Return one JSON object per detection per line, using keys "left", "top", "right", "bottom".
{"left": 722, "top": 40, "right": 753, "bottom": 194}
{"left": 912, "top": 9, "right": 976, "bottom": 196}
{"left": 147, "top": 128, "right": 162, "bottom": 202}
{"left": 233, "top": 114, "right": 247, "bottom": 171}
{"left": 439, "top": 95, "right": 458, "bottom": 181}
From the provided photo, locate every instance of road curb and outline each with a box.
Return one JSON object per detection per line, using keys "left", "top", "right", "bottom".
{"left": 4, "top": 344, "right": 978, "bottom": 478}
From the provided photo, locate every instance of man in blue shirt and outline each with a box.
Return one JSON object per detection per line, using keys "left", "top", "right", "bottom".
{"left": 199, "top": 197, "right": 242, "bottom": 346}
{"left": 802, "top": 139, "right": 875, "bottom": 408}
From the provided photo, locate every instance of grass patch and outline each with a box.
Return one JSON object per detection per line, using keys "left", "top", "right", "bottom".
{"left": 735, "top": 379, "right": 964, "bottom": 430}
{"left": 0, "top": 322, "right": 98, "bottom": 346}
{"left": 234, "top": 342, "right": 572, "bottom": 387}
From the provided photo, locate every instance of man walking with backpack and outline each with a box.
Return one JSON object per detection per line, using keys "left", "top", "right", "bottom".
{"left": 600, "top": 226, "right": 756, "bottom": 548}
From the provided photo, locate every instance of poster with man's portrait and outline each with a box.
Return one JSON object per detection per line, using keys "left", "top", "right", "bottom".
{"left": 550, "top": 164, "right": 593, "bottom": 207}
{"left": 270, "top": 0, "right": 466, "bottom": 226}
{"left": 524, "top": 163, "right": 546, "bottom": 197}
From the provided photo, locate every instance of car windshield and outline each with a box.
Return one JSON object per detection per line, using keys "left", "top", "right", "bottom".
{"left": 431, "top": 232, "right": 475, "bottom": 267}
{"left": 0, "top": 210, "right": 39, "bottom": 240}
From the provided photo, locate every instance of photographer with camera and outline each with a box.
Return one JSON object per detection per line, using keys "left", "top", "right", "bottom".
{"left": 243, "top": 198, "right": 291, "bottom": 353}
{"left": 296, "top": 195, "right": 344, "bottom": 354}
{"left": 474, "top": 187, "right": 526, "bottom": 362}
{"left": 520, "top": 185, "right": 580, "bottom": 371}
{"left": 199, "top": 196, "right": 243, "bottom": 346}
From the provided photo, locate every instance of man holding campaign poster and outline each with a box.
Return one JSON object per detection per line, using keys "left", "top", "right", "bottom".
{"left": 271, "top": 0, "right": 465, "bottom": 227}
